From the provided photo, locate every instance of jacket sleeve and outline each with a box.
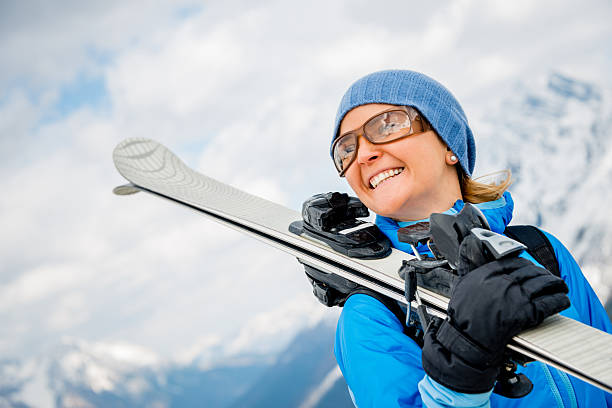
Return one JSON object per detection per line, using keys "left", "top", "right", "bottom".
{"left": 335, "top": 294, "right": 492, "bottom": 408}
{"left": 542, "top": 231, "right": 612, "bottom": 407}
{"left": 541, "top": 230, "right": 612, "bottom": 333}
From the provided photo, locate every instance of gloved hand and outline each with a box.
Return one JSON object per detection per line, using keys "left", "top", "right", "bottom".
{"left": 421, "top": 234, "right": 571, "bottom": 393}
{"left": 300, "top": 261, "right": 359, "bottom": 307}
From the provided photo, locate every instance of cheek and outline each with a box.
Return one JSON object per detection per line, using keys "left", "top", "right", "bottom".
{"left": 396, "top": 137, "right": 446, "bottom": 173}
{"left": 345, "top": 171, "right": 367, "bottom": 195}
{"left": 344, "top": 170, "right": 382, "bottom": 210}
{"left": 391, "top": 145, "right": 431, "bottom": 175}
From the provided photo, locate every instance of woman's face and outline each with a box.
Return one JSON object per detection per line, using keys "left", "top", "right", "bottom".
{"left": 339, "top": 103, "right": 461, "bottom": 221}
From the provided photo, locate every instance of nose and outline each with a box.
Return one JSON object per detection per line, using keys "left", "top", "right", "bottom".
{"left": 356, "top": 135, "right": 382, "bottom": 165}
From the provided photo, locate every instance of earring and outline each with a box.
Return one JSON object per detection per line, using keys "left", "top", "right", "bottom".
{"left": 450, "top": 155, "right": 457, "bottom": 162}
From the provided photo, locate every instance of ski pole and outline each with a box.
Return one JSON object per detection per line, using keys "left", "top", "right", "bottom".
{"left": 407, "top": 244, "right": 430, "bottom": 328}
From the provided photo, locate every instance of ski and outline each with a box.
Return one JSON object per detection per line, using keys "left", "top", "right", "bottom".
{"left": 112, "top": 138, "right": 612, "bottom": 394}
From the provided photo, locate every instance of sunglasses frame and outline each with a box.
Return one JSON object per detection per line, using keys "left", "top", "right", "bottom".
{"left": 332, "top": 106, "right": 432, "bottom": 177}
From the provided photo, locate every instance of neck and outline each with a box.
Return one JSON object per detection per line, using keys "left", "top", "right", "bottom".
{"left": 394, "top": 170, "right": 463, "bottom": 222}
{"left": 393, "top": 194, "right": 462, "bottom": 222}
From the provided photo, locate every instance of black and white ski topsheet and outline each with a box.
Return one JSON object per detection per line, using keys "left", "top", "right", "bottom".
{"left": 113, "top": 138, "right": 612, "bottom": 393}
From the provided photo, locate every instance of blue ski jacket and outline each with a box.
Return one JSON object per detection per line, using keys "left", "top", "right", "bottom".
{"left": 334, "top": 192, "right": 612, "bottom": 407}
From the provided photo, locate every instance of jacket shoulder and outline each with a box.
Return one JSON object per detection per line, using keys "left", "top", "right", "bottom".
{"left": 538, "top": 229, "right": 612, "bottom": 332}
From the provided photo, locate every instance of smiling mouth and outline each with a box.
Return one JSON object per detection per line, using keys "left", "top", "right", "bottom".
{"left": 369, "top": 167, "right": 404, "bottom": 189}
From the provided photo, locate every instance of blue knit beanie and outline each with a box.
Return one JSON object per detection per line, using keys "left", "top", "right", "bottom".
{"left": 331, "top": 70, "right": 476, "bottom": 176}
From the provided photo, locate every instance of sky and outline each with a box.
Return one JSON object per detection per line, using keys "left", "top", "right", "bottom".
{"left": 1, "top": 0, "right": 611, "bottom": 365}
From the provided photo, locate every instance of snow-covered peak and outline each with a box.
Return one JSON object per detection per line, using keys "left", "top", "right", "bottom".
{"left": 177, "top": 297, "right": 333, "bottom": 369}
{"left": 49, "top": 338, "right": 161, "bottom": 394}
{"left": 475, "top": 72, "right": 612, "bottom": 300}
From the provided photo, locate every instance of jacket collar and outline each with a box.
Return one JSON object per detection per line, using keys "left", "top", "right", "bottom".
{"left": 375, "top": 192, "right": 514, "bottom": 255}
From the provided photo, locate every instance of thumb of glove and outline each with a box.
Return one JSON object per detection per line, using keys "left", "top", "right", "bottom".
{"left": 457, "top": 234, "right": 489, "bottom": 276}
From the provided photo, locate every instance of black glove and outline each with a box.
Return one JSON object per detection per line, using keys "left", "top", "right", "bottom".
{"left": 421, "top": 234, "right": 571, "bottom": 393}
{"left": 300, "top": 262, "right": 359, "bottom": 307}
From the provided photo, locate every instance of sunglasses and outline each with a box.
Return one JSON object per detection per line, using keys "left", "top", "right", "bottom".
{"left": 332, "top": 106, "right": 431, "bottom": 176}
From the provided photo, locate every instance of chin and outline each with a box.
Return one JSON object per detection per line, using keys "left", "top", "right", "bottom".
{"left": 368, "top": 199, "right": 406, "bottom": 219}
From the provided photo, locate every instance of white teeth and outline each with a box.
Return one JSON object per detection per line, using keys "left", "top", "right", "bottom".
{"left": 370, "top": 168, "right": 403, "bottom": 188}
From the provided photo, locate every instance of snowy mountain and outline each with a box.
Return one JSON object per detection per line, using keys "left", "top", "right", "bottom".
{"left": 476, "top": 72, "right": 612, "bottom": 302}
{"left": 0, "top": 321, "right": 352, "bottom": 408}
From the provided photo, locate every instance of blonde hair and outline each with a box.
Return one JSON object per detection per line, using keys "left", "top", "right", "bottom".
{"left": 459, "top": 169, "right": 512, "bottom": 204}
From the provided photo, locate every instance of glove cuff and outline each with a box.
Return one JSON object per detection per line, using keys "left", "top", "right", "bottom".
{"left": 436, "top": 319, "right": 499, "bottom": 367}
{"left": 422, "top": 317, "right": 499, "bottom": 394}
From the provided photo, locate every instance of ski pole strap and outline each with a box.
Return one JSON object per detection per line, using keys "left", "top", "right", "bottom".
{"left": 504, "top": 225, "right": 560, "bottom": 278}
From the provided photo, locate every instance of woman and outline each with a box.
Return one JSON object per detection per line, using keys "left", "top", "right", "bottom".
{"left": 329, "top": 70, "right": 612, "bottom": 407}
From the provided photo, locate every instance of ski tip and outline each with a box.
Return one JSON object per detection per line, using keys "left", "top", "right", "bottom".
{"left": 113, "top": 184, "right": 142, "bottom": 196}
{"left": 113, "top": 138, "right": 158, "bottom": 162}
{"left": 112, "top": 138, "right": 168, "bottom": 182}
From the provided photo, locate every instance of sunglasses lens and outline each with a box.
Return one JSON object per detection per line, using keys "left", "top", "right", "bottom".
{"left": 364, "top": 110, "right": 412, "bottom": 142}
{"left": 333, "top": 133, "right": 358, "bottom": 173}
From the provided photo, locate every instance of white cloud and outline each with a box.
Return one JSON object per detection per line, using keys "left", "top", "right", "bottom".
{"left": 0, "top": 263, "right": 91, "bottom": 308}
{"left": 484, "top": 0, "right": 537, "bottom": 22}
{"left": 469, "top": 54, "right": 520, "bottom": 85}
{"left": 0, "top": 1, "right": 201, "bottom": 90}
{"left": 48, "top": 292, "right": 90, "bottom": 331}
{"left": 108, "top": 19, "right": 244, "bottom": 116}
{"left": 419, "top": 0, "right": 471, "bottom": 57}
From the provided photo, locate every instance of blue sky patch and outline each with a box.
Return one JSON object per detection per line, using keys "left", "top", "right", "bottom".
{"left": 55, "top": 74, "right": 109, "bottom": 116}
{"left": 175, "top": 4, "right": 204, "bottom": 20}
